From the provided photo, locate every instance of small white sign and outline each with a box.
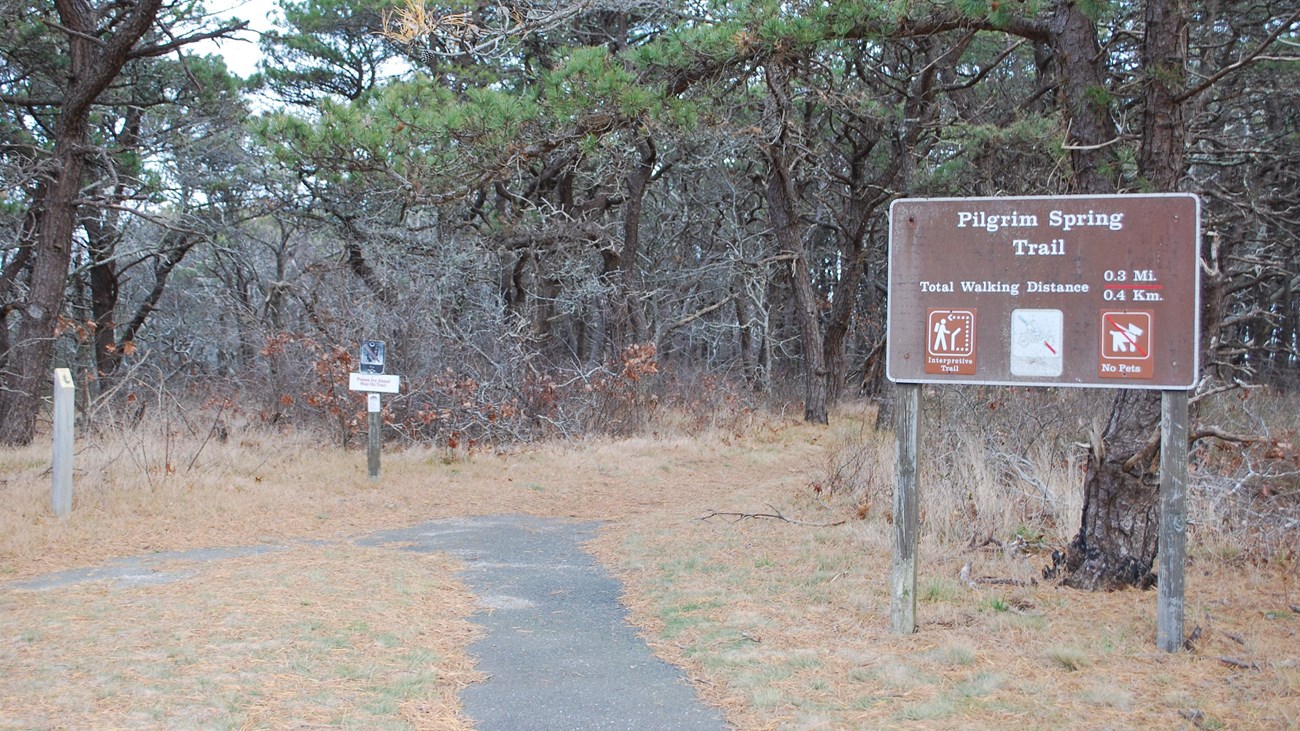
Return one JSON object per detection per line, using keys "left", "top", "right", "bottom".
{"left": 367, "top": 393, "right": 381, "bottom": 412}
{"left": 349, "top": 372, "right": 401, "bottom": 393}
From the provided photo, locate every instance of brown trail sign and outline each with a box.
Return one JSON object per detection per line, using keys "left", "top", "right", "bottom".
{"left": 887, "top": 194, "right": 1199, "bottom": 388}
{"left": 885, "top": 194, "right": 1199, "bottom": 652}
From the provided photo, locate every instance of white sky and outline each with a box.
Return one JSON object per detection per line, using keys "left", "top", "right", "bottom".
{"left": 194, "top": 0, "right": 280, "bottom": 79}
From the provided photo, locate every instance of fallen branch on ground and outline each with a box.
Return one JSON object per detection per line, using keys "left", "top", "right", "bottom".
{"left": 959, "top": 562, "right": 1038, "bottom": 587}
{"left": 974, "top": 576, "right": 1037, "bottom": 587}
{"left": 698, "top": 504, "right": 849, "bottom": 528}
{"left": 964, "top": 534, "right": 1004, "bottom": 552}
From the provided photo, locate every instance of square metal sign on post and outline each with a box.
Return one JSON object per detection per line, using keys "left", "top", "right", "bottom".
{"left": 887, "top": 193, "right": 1200, "bottom": 389}
{"left": 360, "top": 340, "right": 386, "bottom": 374}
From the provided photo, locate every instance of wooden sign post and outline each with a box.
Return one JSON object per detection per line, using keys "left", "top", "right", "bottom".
{"left": 347, "top": 340, "right": 399, "bottom": 484}
{"left": 1158, "top": 390, "right": 1189, "bottom": 652}
{"left": 887, "top": 194, "right": 1200, "bottom": 651}
{"left": 367, "top": 393, "right": 382, "bottom": 482}
{"left": 891, "top": 382, "right": 922, "bottom": 634}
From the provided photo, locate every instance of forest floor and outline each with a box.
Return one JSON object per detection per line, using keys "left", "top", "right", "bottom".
{"left": 1, "top": 409, "right": 1297, "bottom": 730}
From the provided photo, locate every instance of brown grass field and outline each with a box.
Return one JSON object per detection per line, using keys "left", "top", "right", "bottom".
{"left": 1, "top": 406, "right": 1297, "bottom": 730}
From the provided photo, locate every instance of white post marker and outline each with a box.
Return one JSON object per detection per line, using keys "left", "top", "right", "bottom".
{"left": 52, "top": 368, "right": 74, "bottom": 517}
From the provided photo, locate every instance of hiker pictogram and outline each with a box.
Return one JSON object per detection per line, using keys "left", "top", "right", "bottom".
{"left": 925, "top": 309, "right": 977, "bottom": 375}
{"left": 927, "top": 310, "right": 975, "bottom": 357}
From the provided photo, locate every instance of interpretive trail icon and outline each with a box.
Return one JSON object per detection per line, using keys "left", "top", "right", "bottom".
{"left": 925, "top": 309, "right": 976, "bottom": 375}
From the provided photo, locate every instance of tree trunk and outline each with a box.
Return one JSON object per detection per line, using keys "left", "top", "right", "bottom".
{"left": 1048, "top": 0, "right": 1122, "bottom": 194}
{"left": 822, "top": 242, "right": 864, "bottom": 406}
{"left": 118, "top": 233, "right": 197, "bottom": 349}
{"left": 1062, "top": 0, "right": 1189, "bottom": 590}
{"left": 0, "top": 170, "right": 83, "bottom": 444}
{"left": 85, "top": 217, "right": 123, "bottom": 384}
{"left": 0, "top": 0, "right": 165, "bottom": 445}
{"left": 1051, "top": 0, "right": 1139, "bottom": 588}
{"left": 612, "top": 134, "right": 655, "bottom": 347}
{"left": 762, "top": 63, "right": 828, "bottom": 424}
{"left": 1137, "top": 0, "right": 1188, "bottom": 192}
{"left": 763, "top": 150, "right": 828, "bottom": 424}
{"left": 1064, "top": 390, "right": 1162, "bottom": 589}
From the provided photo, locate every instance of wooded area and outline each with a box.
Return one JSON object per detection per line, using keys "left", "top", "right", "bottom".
{"left": 3, "top": 0, "right": 1298, "bottom": 589}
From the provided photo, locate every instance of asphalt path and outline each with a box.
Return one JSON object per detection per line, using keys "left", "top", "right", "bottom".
{"left": 361, "top": 515, "right": 730, "bottom": 731}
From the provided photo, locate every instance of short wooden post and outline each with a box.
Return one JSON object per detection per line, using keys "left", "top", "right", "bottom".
{"left": 891, "top": 382, "right": 922, "bottom": 634}
{"left": 52, "top": 368, "right": 75, "bottom": 517}
{"left": 367, "top": 393, "right": 382, "bottom": 482}
{"left": 1157, "top": 389, "right": 1189, "bottom": 652}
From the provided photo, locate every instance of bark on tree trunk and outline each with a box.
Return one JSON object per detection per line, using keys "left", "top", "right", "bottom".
{"left": 0, "top": 164, "right": 84, "bottom": 445}
{"left": 1048, "top": 0, "right": 1122, "bottom": 194}
{"left": 614, "top": 135, "right": 655, "bottom": 347}
{"left": 1065, "top": 390, "right": 1162, "bottom": 589}
{"left": 117, "top": 233, "right": 196, "bottom": 349}
{"left": 0, "top": 0, "right": 165, "bottom": 445}
{"left": 85, "top": 218, "right": 122, "bottom": 384}
{"left": 1062, "top": 0, "right": 1190, "bottom": 591}
{"left": 764, "top": 150, "right": 828, "bottom": 424}
{"left": 1050, "top": 0, "right": 1144, "bottom": 587}
{"left": 762, "top": 64, "right": 828, "bottom": 424}
{"left": 822, "top": 244, "right": 863, "bottom": 407}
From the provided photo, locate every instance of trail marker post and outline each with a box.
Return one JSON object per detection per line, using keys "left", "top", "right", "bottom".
{"left": 52, "top": 368, "right": 74, "bottom": 517}
{"left": 887, "top": 194, "right": 1199, "bottom": 650}
{"left": 367, "top": 393, "right": 382, "bottom": 481}
{"left": 347, "top": 340, "right": 399, "bottom": 483}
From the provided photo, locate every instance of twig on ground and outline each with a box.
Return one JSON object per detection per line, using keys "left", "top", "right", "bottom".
{"left": 1217, "top": 656, "right": 1261, "bottom": 670}
{"left": 972, "top": 576, "right": 1038, "bottom": 587}
{"left": 964, "top": 534, "right": 1004, "bottom": 552}
{"left": 1179, "top": 709, "right": 1215, "bottom": 731}
{"left": 186, "top": 399, "right": 228, "bottom": 472}
{"left": 698, "top": 503, "right": 849, "bottom": 528}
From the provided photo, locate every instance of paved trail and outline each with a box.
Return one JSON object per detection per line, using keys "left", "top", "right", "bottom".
{"left": 362, "top": 515, "right": 729, "bottom": 731}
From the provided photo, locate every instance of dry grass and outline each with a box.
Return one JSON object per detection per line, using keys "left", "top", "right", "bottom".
{"left": 2, "top": 403, "right": 1299, "bottom": 730}
{"left": 0, "top": 412, "right": 802, "bottom": 581}
{"left": 1, "top": 543, "right": 481, "bottom": 730}
{"left": 591, "top": 493, "right": 1300, "bottom": 730}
